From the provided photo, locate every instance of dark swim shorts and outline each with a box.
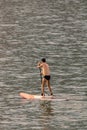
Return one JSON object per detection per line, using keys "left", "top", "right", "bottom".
{"left": 44, "top": 75, "right": 51, "bottom": 80}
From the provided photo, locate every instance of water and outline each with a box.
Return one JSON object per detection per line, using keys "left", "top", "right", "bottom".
{"left": 0, "top": 0, "right": 87, "bottom": 130}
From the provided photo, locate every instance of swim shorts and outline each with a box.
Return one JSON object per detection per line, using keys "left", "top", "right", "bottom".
{"left": 44, "top": 75, "right": 51, "bottom": 80}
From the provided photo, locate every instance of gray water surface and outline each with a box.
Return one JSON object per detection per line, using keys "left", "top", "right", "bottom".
{"left": 0, "top": 0, "right": 87, "bottom": 130}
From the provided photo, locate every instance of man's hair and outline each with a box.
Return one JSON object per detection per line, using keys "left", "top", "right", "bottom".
{"left": 41, "top": 58, "right": 46, "bottom": 62}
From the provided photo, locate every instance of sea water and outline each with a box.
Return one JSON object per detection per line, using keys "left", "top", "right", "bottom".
{"left": 0, "top": 0, "right": 87, "bottom": 130}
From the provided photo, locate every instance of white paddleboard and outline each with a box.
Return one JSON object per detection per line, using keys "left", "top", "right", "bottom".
{"left": 19, "top": 92, "right": 68, "bottom": 101}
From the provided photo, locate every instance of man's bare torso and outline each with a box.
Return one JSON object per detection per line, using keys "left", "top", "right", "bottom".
{"left": 41, "top": 63, "right": 50, "bottom": 76}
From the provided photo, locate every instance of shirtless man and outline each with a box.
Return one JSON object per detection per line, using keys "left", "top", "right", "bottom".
{"left": 37, "top": 58, "right": 53, "bottom": 96}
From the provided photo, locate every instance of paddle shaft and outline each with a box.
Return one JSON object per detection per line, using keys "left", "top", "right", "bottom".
{"left": 39, "top": 68, "right": 42, "bottom": 83}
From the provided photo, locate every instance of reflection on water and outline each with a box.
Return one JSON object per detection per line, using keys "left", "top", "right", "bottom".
{"left": 39, "top": 101, "right": 54, "bottom": 130}
{"left": 0, "top": 0, "right": 87, "bottom": 130}
{"left": 40, "top": 101, "right": 53, "bottom": 116}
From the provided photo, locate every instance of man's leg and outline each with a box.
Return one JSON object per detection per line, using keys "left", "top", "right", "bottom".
{"left": 47, "top": 80, "right": 53, "bottom": 95}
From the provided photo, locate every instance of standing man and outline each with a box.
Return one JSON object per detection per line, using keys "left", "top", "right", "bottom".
{"left": 37, "top": 58, "right": 53, "bottom": 96}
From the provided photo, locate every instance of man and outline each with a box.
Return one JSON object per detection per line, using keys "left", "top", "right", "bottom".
{"left": 37, "top": 58, "right": 53, "bottom": 96}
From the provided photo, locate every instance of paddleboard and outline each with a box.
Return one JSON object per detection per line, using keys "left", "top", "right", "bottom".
{"left": 19, "top": 92, "right": 68, "bottom": 101}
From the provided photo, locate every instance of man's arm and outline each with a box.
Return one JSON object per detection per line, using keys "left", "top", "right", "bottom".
{"left": 37, "top": 62, "right": 42, "bottom": 68}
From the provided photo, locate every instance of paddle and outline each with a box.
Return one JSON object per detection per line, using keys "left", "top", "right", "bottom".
{"left": 39, "top": 67, "right": 42, "bottom": 84}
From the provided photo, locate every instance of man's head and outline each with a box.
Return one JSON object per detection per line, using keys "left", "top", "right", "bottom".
{"left": 41, "top": 58, "right": 46, "bottom": 62}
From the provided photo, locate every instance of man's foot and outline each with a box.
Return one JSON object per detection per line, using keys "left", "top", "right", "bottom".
{"left": 51, "top": 93, "right": 53, "bottom": 96}
{"left": 41, "top": 93, "right": 45, "bottom": 96}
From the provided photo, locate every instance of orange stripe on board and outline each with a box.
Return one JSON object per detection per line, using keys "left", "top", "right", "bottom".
{"left": 20, "top": 93, "right": 34, "bottom": 99}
